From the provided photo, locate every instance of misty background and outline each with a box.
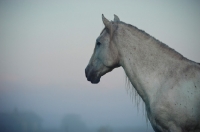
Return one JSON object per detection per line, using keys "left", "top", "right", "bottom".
{"left": 0, "top": 0, "right": 200, "bottom": 132}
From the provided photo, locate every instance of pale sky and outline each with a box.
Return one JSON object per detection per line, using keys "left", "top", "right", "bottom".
{"left": 0, "top": 0, "right": 200, "bottom": 131}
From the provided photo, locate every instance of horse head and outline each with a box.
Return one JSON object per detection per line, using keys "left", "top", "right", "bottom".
{"left": 85, "top": 14, "right": 121, "bottom": 84}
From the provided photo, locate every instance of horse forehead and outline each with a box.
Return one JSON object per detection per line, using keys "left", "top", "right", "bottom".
{"left": 97, "top": 29, "right": 109, "bottom": 41}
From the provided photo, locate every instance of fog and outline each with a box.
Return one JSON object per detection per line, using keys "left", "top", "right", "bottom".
{"left": 0, "top": 0, "right": 200, "bottom": 132}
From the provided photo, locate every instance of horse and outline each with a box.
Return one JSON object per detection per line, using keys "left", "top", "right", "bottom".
{"left": 85, "top": 14, "right": 200, "bottom": 132}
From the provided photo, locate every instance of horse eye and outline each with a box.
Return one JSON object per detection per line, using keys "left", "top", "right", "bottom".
{"left": 96, "top": 41, "right": 101, "bottom": 46}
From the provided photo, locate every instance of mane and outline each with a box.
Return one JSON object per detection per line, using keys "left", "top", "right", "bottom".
{"left": 100, "top": 28, "right": 106, "bottom": 35}
{"left": 119, "top": 21, "right": 185, "bottom": 61}
{"left": 125, "top": 73, "right": 149, "bottom": 125}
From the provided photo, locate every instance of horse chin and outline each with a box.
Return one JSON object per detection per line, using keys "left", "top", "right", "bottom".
{"left": 87, "top": 75, "right": 101, "bottom": 84}
{"left": 91, "top": 77, "right": 100, "bottom": 84}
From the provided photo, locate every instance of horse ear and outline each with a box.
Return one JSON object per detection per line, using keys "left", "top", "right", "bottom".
{"left": 102, "top": 14, "right": 111, "bottom": 30}
{"left": 114, "top": 14, "right": 120, "bottom": 22}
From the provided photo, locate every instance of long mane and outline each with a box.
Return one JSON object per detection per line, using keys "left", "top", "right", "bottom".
{"left": 125, "top": 73, "right": 148, "bottom": 124}
{"left": 120, "top": 21, "right": 185, "bottom": 61}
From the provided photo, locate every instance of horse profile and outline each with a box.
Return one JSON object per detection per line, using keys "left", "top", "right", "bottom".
{"left": 85, "top": 14, "right": 200, "bottom": 132}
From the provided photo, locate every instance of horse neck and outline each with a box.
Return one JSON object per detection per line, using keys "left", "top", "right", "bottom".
{"left": 117, "top": 25, "right": 184, "bottom": 105}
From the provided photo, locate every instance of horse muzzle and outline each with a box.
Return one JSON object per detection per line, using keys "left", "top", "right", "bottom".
{"left": 85, "top": 66, "right": 101, "bottom": 84}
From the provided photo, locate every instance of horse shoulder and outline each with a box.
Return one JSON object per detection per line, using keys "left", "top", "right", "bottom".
{"left": 148, "top": 62, "right": 200, "bottom": 131}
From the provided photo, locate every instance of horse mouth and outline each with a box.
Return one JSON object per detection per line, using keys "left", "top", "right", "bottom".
{"left": 85, "top": 71, "right": 101, "bottom": 84}
{"left": 85, "top": 67, "right": 101, "bottom": 84}
{"left": 87, "top": 75, "right": 100, "bottom": 84}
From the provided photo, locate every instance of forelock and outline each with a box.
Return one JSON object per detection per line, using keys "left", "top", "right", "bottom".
{"left": 100, "top": 28, "right": 106, "bottom": 35}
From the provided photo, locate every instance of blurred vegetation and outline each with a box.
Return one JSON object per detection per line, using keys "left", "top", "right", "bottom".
{"left": 0, "top": 109, "right": 152, "bottom": 132}
{"left": 0, "top": 108, "right": 42, "bottom": 132}
{"left": 61, "top": 114, "right": 88, "bottom": 132}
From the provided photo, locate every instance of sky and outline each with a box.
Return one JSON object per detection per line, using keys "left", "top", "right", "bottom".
{"left": 0, "top": 0, "right": 200, "bottom": 131}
